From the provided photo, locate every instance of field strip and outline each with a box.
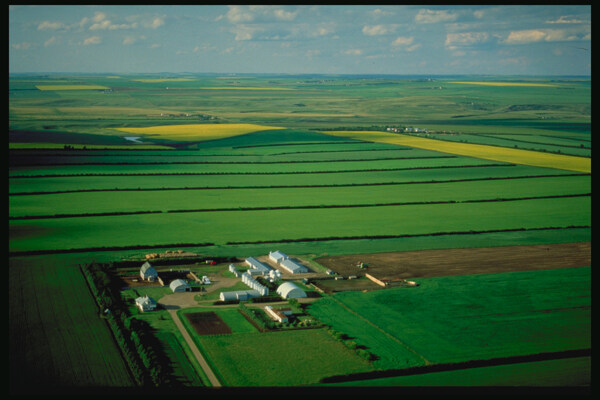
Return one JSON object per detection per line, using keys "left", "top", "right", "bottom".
{"left": 321, "top": 131, "right": 591, "bottom": 173}
{"left": 8, "top": 226, "right": 591, "bottom": 257}
{"left": 8, "top": 163, "right": 516, "bottom": 179}
{"left": 9, "top": 173, "right": 588, "bottom": 195}
{"left": 330, "top": 296, "right": 432, "bottom": 366}
{"left": 10, "top": 155, "right": 458, "bottom": 167}
{"left": 9, "top": 193, "right": 591, "bottom": 220}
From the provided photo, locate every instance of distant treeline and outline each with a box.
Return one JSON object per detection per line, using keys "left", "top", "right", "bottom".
{"left": 8, "top": 193, "right": 591, "bottom": 220}
{"left": 9, "top": 242, "right": 215, "bottom": 257}
{"left": 225, "top": 226, "right": 591, "bottom": 246}
{"left": 320, "top": 348, "right": 591, "bottom": 384}
{"left": 9, "top": 172, "right": 589, "bottom": 196}
{"left": 9, "top": 163, "right": 516, "bottom": 179}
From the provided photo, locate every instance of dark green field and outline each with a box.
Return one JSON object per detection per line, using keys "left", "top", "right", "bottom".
{"left": 9, "top": 74, "right": 591, "bottom": 390}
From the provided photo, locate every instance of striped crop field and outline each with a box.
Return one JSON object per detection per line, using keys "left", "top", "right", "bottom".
{"left": 114, "top": 123, "right": 284, "bottom": 141}
{"left": 35, "top": 84, "right": 110, "bottom": 91}
{"left": 322, "top": 131, "right": 591, "bottom": 173}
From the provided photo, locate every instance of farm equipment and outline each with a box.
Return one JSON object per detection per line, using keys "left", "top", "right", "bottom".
{"left": 355, "top": 261, "right": 369, "bottom": 269}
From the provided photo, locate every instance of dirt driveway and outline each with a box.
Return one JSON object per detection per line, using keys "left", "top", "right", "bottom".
{"left": 158, "top": 275, "right": 240, "bottom": 309}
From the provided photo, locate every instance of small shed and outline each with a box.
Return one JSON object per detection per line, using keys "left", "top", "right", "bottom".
{"left": 140, "top": 261, "right": 158, "bottom": 282}
{"left": 170, "top": 279, "right": 191, "bottom": 293}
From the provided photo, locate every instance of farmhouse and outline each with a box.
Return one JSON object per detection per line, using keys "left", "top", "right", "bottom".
{"left": 140, "top": 261, "right": 158, "bottom": 282}
{"left": 276, "top": 282, "right": 307, "bottom": 299}
{"left": 170, "top": 279, "right": 191, "bottom": 293}
{"left": 135, "top": 295, "right": 157, "bottom": 312}
{"left": 264, "top": 305, "right": 293, "bottom": 323}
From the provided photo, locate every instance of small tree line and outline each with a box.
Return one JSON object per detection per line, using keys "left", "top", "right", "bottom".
{"left": 80, "top": 262, "right": 175, "bottom": 387}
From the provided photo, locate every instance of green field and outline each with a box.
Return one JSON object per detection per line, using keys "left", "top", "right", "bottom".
{"left": 178, "top": 307, "right": 373, "bottom": 387}
{"left": 308, "top": 267, "right": 591, "bottom": 371}
{"left": 9, "top": 73, "right": 591, "bottom": 390}
{"left": 9, "top": 256, "right": 134, "bottom": 389}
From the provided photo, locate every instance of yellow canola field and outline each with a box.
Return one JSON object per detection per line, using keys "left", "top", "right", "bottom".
{"left": 197, "top": 86, "right": 295, "bottom": 91}
{"left": 449, "top": 81, "right": 556, "bottom": 87}
{"left": 115, "top": 123, "right": 284, "bottom": 141}
{"left": 322, "top": 131, "right": 590, "bottom": 173}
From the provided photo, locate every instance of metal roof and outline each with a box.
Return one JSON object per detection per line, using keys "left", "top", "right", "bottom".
{"left": 276, "top": 282, "right": 307, "bottom": 299}
{"left": 280, "top": 258, "right": 308, "bottom": 273}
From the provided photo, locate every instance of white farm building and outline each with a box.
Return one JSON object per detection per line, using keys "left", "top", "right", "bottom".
{"left": 245, "top": 257, "right": 271, "bottom": 275}
{"left": 268, "top": 251, "right": 308, "bottom": 274}
{"left": 276, "top": 282, "right": 307, "bottom": 299}
{"left": 140, "top": 262, "right": 158, "bottom": 281}
{"left": 170, "top": 279, "right": 191, "bottom": 293}
{"left": 219, "top": 290, "right": 261, "bottom": 302}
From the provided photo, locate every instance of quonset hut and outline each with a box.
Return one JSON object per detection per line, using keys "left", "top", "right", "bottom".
{"left": 170, "top": 279, "right": 191, "bottom": 293}
{"left": 276, "top": 282, "right": 307, "bottom": 299}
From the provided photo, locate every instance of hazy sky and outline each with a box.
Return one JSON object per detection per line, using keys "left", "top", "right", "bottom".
{"left": 9, "top": 4, "right": 591, "bottom": 76}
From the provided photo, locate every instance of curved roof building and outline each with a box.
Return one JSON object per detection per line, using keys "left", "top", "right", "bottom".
{"left": 276, "top": 282, "right": 307, "bottom": 299}
{"left": 170, "top": 279, "right": 191, "bottom": 293}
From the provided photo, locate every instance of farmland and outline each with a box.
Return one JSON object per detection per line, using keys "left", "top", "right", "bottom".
{"left": 9, "top": 73, "right": 590, "bottom": 391}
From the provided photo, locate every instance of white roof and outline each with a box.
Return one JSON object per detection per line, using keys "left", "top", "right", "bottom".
{"left": 246, "top": 257, "right": 271, "bottom": 272}
{"left": 140, "top": 262, "right": 157, "bottom": 274}
{"left": 276, "top": 282, "right": 307, "bottom": 299}
{"left": 169, "top": 279, "right": 189, "bottom": 290}
{"left": 270, "top": 250, "right": 287, "bottom": 261}
{"left": 280, "top": 258, "right": 308, "bottom": 273}
{"left": 135, "top": 295, "right": 156, "bottom": 306}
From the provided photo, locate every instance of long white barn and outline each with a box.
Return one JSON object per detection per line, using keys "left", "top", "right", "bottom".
{"left": 268, "top": 251, "right": 308, "bottom": 274}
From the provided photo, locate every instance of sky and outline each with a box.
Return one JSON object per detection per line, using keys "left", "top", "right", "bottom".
{"left": 8, "top": 4, "right": 592, "bottom": 76}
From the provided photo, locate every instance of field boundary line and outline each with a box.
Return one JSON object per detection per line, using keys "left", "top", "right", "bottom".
{"left": 330, "top": 296, "right": 432, "bottom": 366}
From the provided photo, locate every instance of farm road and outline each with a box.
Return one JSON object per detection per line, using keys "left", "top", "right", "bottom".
{"left": 167, "top": 308, "right": 221, "bottom": 387}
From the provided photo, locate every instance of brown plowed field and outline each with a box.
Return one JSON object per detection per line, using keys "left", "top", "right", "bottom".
{"left": 184, "top": 312, "right": 232, "bottom": 335}
{"left": 315, "top": 242, "right": 591, "bottom": 282}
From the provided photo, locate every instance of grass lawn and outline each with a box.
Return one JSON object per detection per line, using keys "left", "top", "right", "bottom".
{"left": 195, "top": 328, "right": 374, "bottom": 386}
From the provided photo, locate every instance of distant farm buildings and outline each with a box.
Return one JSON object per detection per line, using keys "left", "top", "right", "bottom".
{"left": 219, "top": 250, "right": 309, "bottom": 302}
{"left": 140, "top": 262, "right": 158, "bottom": 282}
{"left": 268, "top": 251, "right": 308, "bottom": 274}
